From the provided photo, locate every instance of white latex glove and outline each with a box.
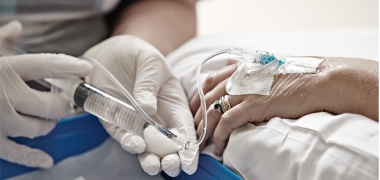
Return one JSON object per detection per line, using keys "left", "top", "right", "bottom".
{"left": 0, "top": 21, "right": 93, "bottom": 168}
{"left": 84, "top": 35, "right": 199, "bottom": 177}
{"left": 0, "top": 21, "right": 22, "bottom": 49}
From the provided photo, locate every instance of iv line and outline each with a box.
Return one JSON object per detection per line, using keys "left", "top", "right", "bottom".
{"left": 79, "top": 48, "right": 237, "bottom": 149}
{"left": 80, "top": 56, "right": 192, "bottom": 149}
{"left": 2, "top": 45, "right": 256, "bottom": 150}
{"left": 80, "top": 47, "right": 253, "bottom": 148}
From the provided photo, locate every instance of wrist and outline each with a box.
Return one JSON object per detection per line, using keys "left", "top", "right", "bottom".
{"left": 319, "top": 57, "right": 378, "bottom": 120}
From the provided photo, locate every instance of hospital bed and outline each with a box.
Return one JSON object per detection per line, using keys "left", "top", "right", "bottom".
{"left": 2, "top": 28, "right": 378, "bottom": 179}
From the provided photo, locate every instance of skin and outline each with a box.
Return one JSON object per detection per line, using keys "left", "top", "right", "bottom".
{"left": 191, "top": 57, "right": 378, "bottom": 156}
{"left": 112, "top": 0, "right": 196, "bottom": 56}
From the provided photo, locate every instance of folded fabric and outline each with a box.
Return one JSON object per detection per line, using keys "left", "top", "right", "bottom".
{"left": 223, "top": 112, "right": 378, "bottom": 180}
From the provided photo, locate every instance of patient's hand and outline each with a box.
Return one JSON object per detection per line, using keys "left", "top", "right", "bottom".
{"left": 191, "top": 57, "right": 378, "bottom": 156}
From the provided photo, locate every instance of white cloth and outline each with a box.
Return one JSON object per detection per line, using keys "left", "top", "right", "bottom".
{"left": 224, "top": 113, "right": 378, "bottom": 180}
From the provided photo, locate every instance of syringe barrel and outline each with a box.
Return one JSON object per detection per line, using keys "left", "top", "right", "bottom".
{"left": 73, "top": 83, "right": 146, "bottom": 135}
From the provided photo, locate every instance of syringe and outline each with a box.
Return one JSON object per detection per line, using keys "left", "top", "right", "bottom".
{"left": 63, "top": 79, "right": 146, "bottom": 135}
{"left": 49, "top": 78, "right": 191, "bottom": 150}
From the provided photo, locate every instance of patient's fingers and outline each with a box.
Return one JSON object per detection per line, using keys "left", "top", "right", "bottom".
{"left": 193, "top": 79, "right": 228, "bottom": 129}
{"left": 226, "top": 59, "right": 239, "bottom": 66}
{"left": 196, "top": 104, "right": 222, "bottom": 151}
{"left": 190, "top": 64, "right": 237, "bottom": 115}
{"left": 213, "top": 95, "right": 246, "bottom": 156}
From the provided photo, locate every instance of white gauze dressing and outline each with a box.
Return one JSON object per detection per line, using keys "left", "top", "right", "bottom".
{"left": 226, "top": 57, "right": 323, "bottom": 95}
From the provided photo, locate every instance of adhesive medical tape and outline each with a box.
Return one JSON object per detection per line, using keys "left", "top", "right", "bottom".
{"left": 226, "top": 57, "right": 323, "bottom": 96}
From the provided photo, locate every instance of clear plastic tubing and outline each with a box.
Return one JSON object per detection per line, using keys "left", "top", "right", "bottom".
{"left": 80, "top": 49, "right": 232, "bottom": 149}
{"left": 5, "top": 45, "right": 244, "bottom": 150}
{"left": 194, "top": 49, "right": 231, "bottom": 146}
{"left": 194, "top": 47, "right": 255, "bottom": 146}
{"left": 3, "top": 44, "right": 229, "bottom": 150}
{"left": 77, "top": 49, "right": 236, "bottom": 149}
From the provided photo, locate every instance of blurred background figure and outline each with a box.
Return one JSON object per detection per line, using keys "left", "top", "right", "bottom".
{"left": 0, "top": 0, "right": 196, "bottom": 56}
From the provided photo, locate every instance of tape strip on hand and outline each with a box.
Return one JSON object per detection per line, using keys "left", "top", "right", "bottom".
{"left": 226, "top": 56, "right": 323, "bottom": 96}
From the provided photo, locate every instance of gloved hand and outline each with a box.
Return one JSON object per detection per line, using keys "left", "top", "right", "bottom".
{"left": 0, "top": 21, "right": 93, "bottom": 168}
{"left": 84, "top": 35, "right": 199, "bottom": 177}
{"left": 0, "top": 21, "right": 22, "bottom": 51}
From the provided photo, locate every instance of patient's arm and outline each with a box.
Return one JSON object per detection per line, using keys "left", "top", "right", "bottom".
{"left": 320, "top": 57, "right": 378, "bottom": 121}
{"left": 111, "top": 0, "right": 196, "bottom": 55}
{"left": 190, "top": 57, "right": 378, "bottom": 156}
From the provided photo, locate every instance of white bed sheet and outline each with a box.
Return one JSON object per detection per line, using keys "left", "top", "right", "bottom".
{"left": 224, "top": 113, "right": 378, "bottom": 180}
{"left": 166, "top": 29, "right": 379, "bottom": 179}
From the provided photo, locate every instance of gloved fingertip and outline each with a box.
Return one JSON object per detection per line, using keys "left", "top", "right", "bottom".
{"left": 55, "top": 54, "right": 93, "bottom": 76}
{"left": 38, "top": 155, "right": 54, "bottom": 169}
{"left": 134, "top": 91, "right": 157, "bottom": 115}
{"left": 76, "top": 60, "right": 93, "bottom": 74}
{"left": 140, "top": 154, "right": 161, "bottom": 176}
{"left": 162, "top": 155, "right": 181, "bottom": 177}
{"left": 181, "top": 164, "right": 197, "bottom": 175}
{"left": 163, "top": 168, "right": 181, "bottom": 177}
{"left": 10, "top": 20, "right": 22, "bottom": 29}
{"left": 27, "top": 151, "right": 54, "bottom": 169}
{"left": 121, "top": 135, "right": 146, "bottom": 153}
{"left": 144, "top": 165, "right": 161, "bottom": 176}
{"left": 1, "top": 20, "right": 22, "bottom": 44}
{"left": 179, "top": 150, "right": 199, "bottom": 175}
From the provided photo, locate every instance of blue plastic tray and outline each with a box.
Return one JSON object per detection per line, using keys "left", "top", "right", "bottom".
{"left": 0, "top": 113, "right": 241, "bottom": 180}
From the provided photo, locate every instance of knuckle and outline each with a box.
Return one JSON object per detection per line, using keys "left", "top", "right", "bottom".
{"left": 206, "top": 105, "right": 217, "bottom": 117}
{"left": 219, "top": 114, "right": 233, "bottom": 131}
{"left": 220, "top": 113, "right": 230, "bottom": 123}
{"left": 219, "top": 116, "right": 231, "bottom": 129}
